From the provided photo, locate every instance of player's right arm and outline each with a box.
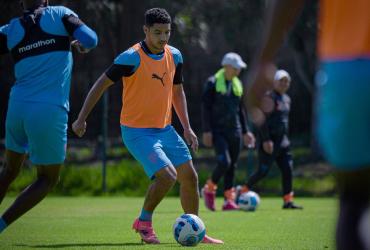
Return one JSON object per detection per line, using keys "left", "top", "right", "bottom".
{"left": 245, "top": 0, "right": 304, "bottom": 125}
{"left": 73, "top": 74, "right": 113, "bottom": 137}
{"left": 72, "top": 48, "right": 139, "bottom": 137}
{"left": 0, "top": 24, "right": 9, "bottom": 55}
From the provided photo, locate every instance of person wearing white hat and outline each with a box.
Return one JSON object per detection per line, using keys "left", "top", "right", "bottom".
{"left": 201, "top": 52, "right": 255, "bottom": 211}
{"left": 238, "top": 69, "right": 303, "bottom": 209}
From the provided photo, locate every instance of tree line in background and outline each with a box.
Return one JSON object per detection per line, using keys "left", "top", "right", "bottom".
{"left": 0, "top": 0, "right": 318, "bottom": 145}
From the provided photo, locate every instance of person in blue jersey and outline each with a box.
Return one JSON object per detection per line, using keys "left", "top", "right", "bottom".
{"left": 0, "top": 0, "right": 97, "bottom": 234}
{"left": 72, "top": 8, "right": 223, "bottom": 245}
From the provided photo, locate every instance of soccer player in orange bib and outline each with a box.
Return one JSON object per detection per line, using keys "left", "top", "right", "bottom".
{"left": 72, "top": 8, "right": 223, "bottom": 245}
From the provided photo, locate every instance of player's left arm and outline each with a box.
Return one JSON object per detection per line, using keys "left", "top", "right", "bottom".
{"left": 60, "top": 8, "right": 98, "bottom": 52}
{"left": 0, "top": 24, "right": 9, "bottom": 55}
{"left": 173, "top": 84, "right": 198, "bottom": 152}
{"left": 171, "top": 47, "right": 198, "bottom": 151}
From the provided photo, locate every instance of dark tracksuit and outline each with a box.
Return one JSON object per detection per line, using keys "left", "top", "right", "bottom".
{"left": 246, "top": 90, "right": 293, "bottom": 196}
{"left": 201, "top": 76, "right": 248, "bottom": 191}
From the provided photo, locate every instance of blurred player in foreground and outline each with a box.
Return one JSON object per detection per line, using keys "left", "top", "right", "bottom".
{"left": 244, "top": 1, "right": 370, "bottom": 249}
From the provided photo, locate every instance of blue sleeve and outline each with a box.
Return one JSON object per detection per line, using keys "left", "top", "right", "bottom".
{"left": 73, "top": 25, "right": 98, "bottom": 49}
{"left": 53, "top": 6, "right": 97, "bottom": 49}
{"left": 169, "top": 46, "right": 184, "bottom": 84}
{"left": 105, "top": 48, "right": 140, "bottom": 82}
{"left": 0, "top": 24, "right": 9, "bottom": 55}
{"left": 40, "top": 6, "right": 79, "bottom": 36}
{"left": 54, "top": 6, "right": 79, "bottom": 19}
{"left": 0, "top": 24, "right": 9, "bottom": 34}
{"left": 169, "top": 46, "right": 183, "bottom": 66}
{"left": 114, "top": 48, "right": 140, "bottom": 69}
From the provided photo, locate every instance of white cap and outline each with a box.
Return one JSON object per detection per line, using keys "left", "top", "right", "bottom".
{"left": 221, "top": 52, "right": 247, "bottom": 70}
{"left": 274, "top": 69, "right": 291, "bottom": 81}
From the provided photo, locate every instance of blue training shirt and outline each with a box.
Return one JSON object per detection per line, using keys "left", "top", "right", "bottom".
{"left": 0, "top": 6, "right": 98, "bottom": 111}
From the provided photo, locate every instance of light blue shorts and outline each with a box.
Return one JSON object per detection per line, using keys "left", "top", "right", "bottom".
{"left": 121, "top": 125, "right": 192, "bottom": 179}
{"left": 5, "top": 100, "right": 68, "bottom": 165}
{"left": 316, "top": 59, "right": 370, "bottom": 170}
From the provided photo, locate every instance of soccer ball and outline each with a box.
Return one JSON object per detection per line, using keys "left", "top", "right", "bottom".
{"left": 173, "top": 214, "right": 206, "bottom": 246}
{"left": 237, "top": 191, "right": 261, "bottom": 211}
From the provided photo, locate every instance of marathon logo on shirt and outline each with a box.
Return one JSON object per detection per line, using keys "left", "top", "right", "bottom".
{"left": 18, "top": 39, "right": 56, "bottom": 54}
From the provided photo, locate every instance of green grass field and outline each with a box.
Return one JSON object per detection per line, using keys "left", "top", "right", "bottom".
{"left": 0, "top": 197, "right": 337, "bottom": 249}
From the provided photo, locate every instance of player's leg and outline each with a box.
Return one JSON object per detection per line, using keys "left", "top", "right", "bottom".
{"left": 203, "top": 133, "right": 230, "bottom": 211}
{"left": 222, "top": 132, "right": 242, "bottom": 210}
{"left": 245, "top": 147, "right": 274, "bottom": 190}
{"left": 123, "top": 128, "right": 178, "bottom": 208}
{"left": 336, "top": 168, "right": 370, "bottom": 250}
{"left": 176, "top": 162, "right": 223, "bottom": 244}
{"left": 176, "top": 161, "right": 199, "bottom": 214}
{"left": 131, "top": 164, "right": 177, "bottom": 243}
{"left": 122, "top": 126, "right": 178, "bottom": 244}
{"left": 276, "top": 147, "right": 302, "bottom": 209}
{"left": 163, "top": 126, "right": 223, "bottom": 244}
{"left": 236, "top": 147, "right": 274, "bottom": 201}
{"left": 142, "top": 166, "right": 177, "bottom": 213}
{"left": 154, "top": 126, "right": 198, "bottom": 214}
{"left": 0, "top": 150, "right": 26, "bottom": 204}
{"left": 132, "top": 167, "right": 176, "bottom": 244}
{"left": 0, "top": 150, "right": 26, "bottom": 233}
{"left": 316, "top": 59, "right": 370, "bottom": 248}
{"left": 1, "top": 164, "right": 61, "bottom": 227}
{"left": 1, "top": 102, "right": 67, "bottom": 233}
{"left": 1, "top": 100, "right": 28, "bottom": 204}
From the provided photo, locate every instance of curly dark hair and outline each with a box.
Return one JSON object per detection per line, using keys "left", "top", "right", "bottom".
{"left": 20, "top": 0, "right": 48, "bottom": 10}
{"left": 144, "top": 8, "right": 171, "bottom": 27}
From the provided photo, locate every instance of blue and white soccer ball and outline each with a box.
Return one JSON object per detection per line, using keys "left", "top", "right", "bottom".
{"left": 173, "top": 214, "right": 206, "bottom": 246}
{"left": 237, "top": 191, "right": 261, "bottom": 211}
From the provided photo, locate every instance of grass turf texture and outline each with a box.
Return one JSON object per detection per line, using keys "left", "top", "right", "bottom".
{"left": 0, "top": 197, "right": 336, "bottom": 249}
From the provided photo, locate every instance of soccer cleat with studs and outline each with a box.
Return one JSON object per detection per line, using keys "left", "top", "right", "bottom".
{"left": 132, "top": 218, "right": 160, "bottom": 244}
{"left": 282, "top": 201, "right": 303, "bottom": 209}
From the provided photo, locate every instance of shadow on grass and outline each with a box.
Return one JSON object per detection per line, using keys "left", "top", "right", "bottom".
{"left": 15, "top": 242, "right": 176, "bottom": 248}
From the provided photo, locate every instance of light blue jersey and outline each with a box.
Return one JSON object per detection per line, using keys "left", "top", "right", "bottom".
{"left": 1, "top": 6, "right": 97, "bottom": 111}
{"left": 113, "top": 43, "right": 183, "bottom": 70}
{"left": 1, "top": 5, "right": 97, "bottom": 164}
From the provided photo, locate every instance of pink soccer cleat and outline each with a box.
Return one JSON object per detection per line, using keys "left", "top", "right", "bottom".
{"left": 202, "top": 188, "right": 216, "bottom": 211}
{"left": 222, "top": 188, "right": 239, "bottom": 211}
{"left": 202, "top": 234, "right": 224, "bottom": 244}
{"left": 222, "top": 200, "right": 240, "bottom": 211}
{"left": 132, "top": 218, "right": 160, "bottom": 244}
{"left": 202, "top": 180, "right": 217, "bottom": 211}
